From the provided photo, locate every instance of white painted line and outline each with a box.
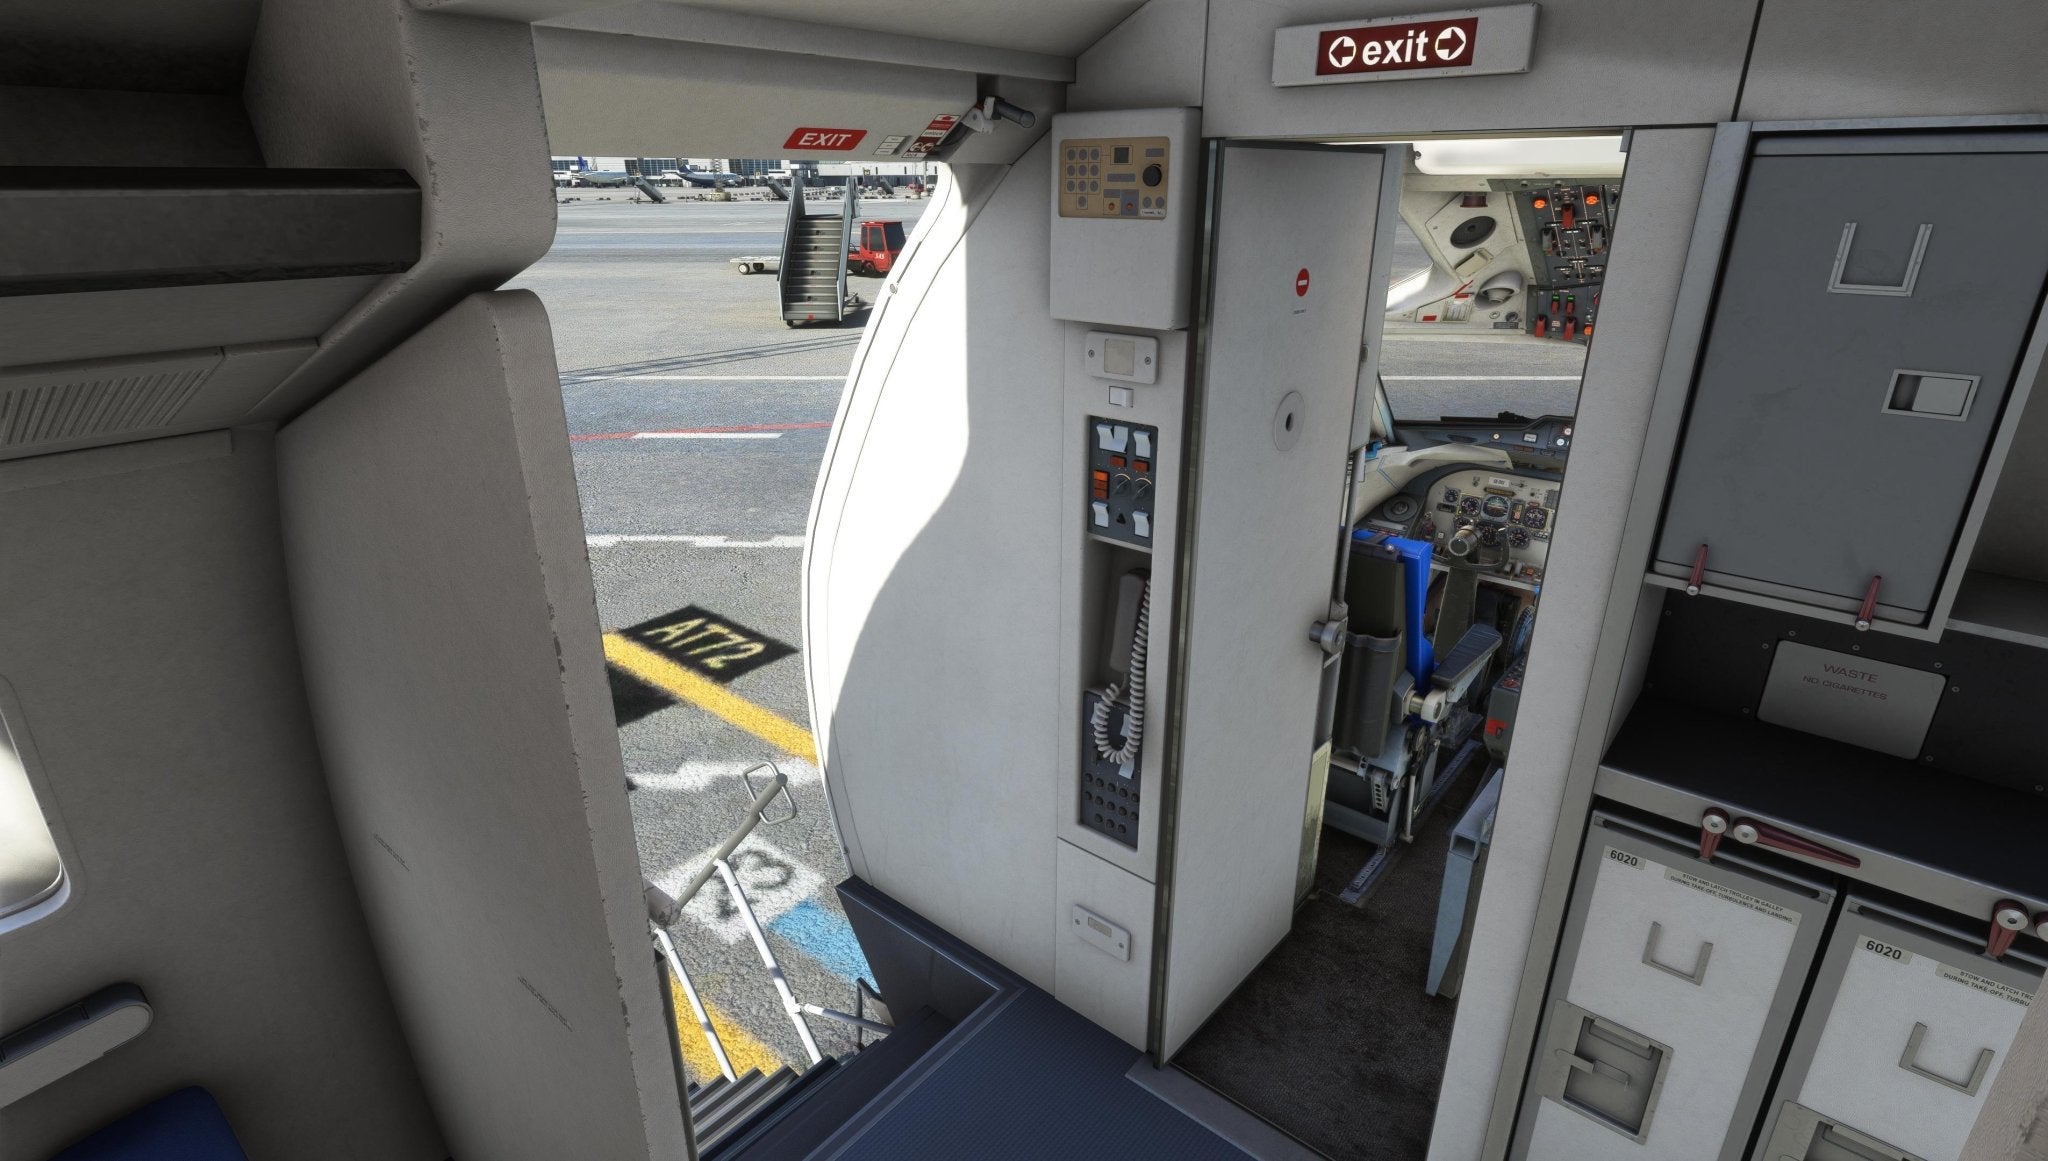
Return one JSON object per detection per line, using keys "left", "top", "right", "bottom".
{"left": 1382, "top": 375, "right": 1580, "bottom": 381}
{"left": 567, "top": 374, "right": 847, "bottom": 382}
{"left": 656, "top": 834, "right": 827, "bottom": 945}
{"left": 631, "top": 431, "right": 782, "bottom": 440}
{"left": 587, "top": 534, "right": 806, "bottom": 549}
{"left": 630, "top": 759, "right": 822, "bottom": 794}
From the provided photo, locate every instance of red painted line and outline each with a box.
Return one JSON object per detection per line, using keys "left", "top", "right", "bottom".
{"left": 570, "top": 421, "right": 833, "bottom": 442}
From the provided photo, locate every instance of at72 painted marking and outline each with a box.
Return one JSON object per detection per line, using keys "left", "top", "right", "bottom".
{"left": 621, "top": 604, "right": 795, "bottom": 683}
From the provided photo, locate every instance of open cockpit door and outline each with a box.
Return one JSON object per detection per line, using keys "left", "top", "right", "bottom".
{"left": 1155, "top": 141, "right": 1399, "bottom": 1057}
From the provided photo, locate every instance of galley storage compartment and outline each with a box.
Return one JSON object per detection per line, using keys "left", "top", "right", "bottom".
{"left": 1649, "top": 133, "right": 2048, "bottom": 638}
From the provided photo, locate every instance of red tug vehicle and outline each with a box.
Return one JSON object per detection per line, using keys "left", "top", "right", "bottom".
{"left": 849, "top": 219, "right": 906, "bottom": 276}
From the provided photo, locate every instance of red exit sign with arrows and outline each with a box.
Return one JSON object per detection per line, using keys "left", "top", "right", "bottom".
{"left": 1272, "top": 4, "right": 1536, "bottom": 87}
{"left": 1316, "top": 16, "right": 1477, "bottom": 75}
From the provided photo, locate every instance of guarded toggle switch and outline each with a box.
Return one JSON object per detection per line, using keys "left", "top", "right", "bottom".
{"left": 1091, "top": 501, "right": 1110, "bottom": 528}
{"left": 1133, "top": 511, "right": 1150, "bottom": 538}
{"left": 1133, "top": 430, "right": 1152, "bottom": 459}
{"left": 1097, "top": 423, "right": 1130, "bottom": 453}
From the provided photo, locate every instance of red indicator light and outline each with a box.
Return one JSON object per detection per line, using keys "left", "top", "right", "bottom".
{"left": 1531, "top": 196, "right": 1548, "bottom": 209}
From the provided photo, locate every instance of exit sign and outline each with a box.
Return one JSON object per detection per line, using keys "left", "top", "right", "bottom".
{"left": 1272, "top": 4, "right": 1537, "bottom": 87}
{"left": 784, "top": 127, "right": 868, "bottom": 152}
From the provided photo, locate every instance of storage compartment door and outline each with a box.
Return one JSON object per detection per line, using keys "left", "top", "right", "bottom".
{"left": 1515, "top": 818, "right": 1832, "bottom": 1161}
{"left": 1756, "top": 903, "right": 2043, "bottom": 1161}
{"left": 1653, "top": 142, "right": 2048, "bottom": 624}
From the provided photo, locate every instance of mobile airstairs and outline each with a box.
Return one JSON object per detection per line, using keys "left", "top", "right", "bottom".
{"left": 645, "top": 765, "right": 1314, "bottom": 1160}
{"left": 775, "top": 172, "right": 862, "bottom": 327}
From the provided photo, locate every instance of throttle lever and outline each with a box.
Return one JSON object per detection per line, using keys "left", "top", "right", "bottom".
{"left": 1728, "top": 816, "right": 1861, "bottom": 868}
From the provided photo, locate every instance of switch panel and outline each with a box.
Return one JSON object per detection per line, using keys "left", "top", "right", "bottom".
{"left": 1516, "top": 182, "right": 1617, "bottom": 345}
{"left": 1058, "top": 137, "right": 1170, "bottom": 221}
{"left": 1080, "top": 690, "right": 1142, "bottom": 848}
{"left": 1049, "top": 108, "right": 1199, "bottom": 331}
{"left": 1087, "top": 416, "right": 1158, "bottom": 548}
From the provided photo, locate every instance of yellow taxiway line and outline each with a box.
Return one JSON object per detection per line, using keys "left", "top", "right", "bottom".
{"left": 603, "top": 632, "right": 818, "bottom": 764}
{"left": 666, "top": 972, "right": 784, "bottom": 1084}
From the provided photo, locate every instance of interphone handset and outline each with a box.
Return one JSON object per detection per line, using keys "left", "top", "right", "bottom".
{"left": 1090, "top": 571, "right": 1151, "bottom": 768}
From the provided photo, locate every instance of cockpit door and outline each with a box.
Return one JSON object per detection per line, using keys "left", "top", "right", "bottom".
{"left": 1157, "top": 142, "right": 1394, "bottom": 1056}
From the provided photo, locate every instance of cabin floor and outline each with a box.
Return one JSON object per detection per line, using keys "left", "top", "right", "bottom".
{"left": 1173, "top": 762, "right": 1488, "bottom": 1160}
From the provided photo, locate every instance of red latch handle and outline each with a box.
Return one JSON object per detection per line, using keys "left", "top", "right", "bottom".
{"left": 1687, "top": 544, "right": 1709, "bottom": 596}
{"left": 1729, "top": 817, "right": 1861, "bottom": 868}
{"left": 1856, "top": 575, "right": 1883, "bottom": 631}
{"left": 1698, "top": 808, "right": 1729, "bottom": 861}
{"left": 1989, "top": 901, "right": 2030, "bottom": 959}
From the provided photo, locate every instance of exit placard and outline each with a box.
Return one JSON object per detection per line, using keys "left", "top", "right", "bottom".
{"left": 1272, "top": 4, "right": 1538, "bottom": 87}
{"left": 783, "top": 126, "right": 867, "bottom": 152}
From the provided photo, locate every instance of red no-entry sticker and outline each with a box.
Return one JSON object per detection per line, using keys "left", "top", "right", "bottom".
{"left": 1296, "top": 268, "right": 1312, "bottom": 296}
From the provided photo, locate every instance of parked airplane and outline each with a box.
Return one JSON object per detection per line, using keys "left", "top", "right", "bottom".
{"left": 554, "top": 156, "right": 632, "bottom": 187}
{"left": 670, "top": 164, "right": 747, "bottom": 188}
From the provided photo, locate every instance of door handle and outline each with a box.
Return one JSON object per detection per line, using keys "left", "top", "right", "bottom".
{"left": 1828, "top": 221, "right": 1933, "bottom": 297}
{"left": 1641, "top": 921, "right": 1712, "bottom": 985}
{"left": 1898, "top": 1021, "right": 1994, "bottom": 1095}
{"left": 1555, "top": 1048, "right": 1631, "bottom": 1086}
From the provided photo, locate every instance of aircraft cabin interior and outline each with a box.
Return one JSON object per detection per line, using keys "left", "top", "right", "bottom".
{"left": 4, "top": 1, "right": 2048, "bottom": 1159}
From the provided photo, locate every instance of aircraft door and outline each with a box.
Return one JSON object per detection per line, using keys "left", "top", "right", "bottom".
{"left": 1157, "top": 142, "right": 1392, "bottom": 1057}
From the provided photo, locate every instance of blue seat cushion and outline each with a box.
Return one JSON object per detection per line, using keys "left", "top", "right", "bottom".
{"left": 50, "top": 1087, "right": 248, "bottom": 1161}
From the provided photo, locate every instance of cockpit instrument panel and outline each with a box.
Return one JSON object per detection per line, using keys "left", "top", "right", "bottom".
{"left": 1427, "top": 469, "right": 1559, "bottom": 580}
{"left": 1364, "top": 462, "right": 1562, "bottom": 583}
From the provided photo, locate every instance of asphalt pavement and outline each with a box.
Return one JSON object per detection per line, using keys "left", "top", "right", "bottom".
{"left": 508, "top": 194, "right": 1587, "bottom": 1084}
{"left": 511, "top": 195, "right": 928, "bottom": 1080}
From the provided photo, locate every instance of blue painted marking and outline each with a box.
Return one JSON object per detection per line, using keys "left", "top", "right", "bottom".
{"left": 768, "top": 899, "right": 875, "bottom": 987}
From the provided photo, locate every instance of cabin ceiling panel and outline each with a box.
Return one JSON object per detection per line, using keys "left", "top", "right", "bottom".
{"left": 0, "top": 0, "right": 258, "bottom": 92}
{"left": 535, "top": 3, "right": 1076, "bottom": 83}
{"left": 1740, "top": 0, "right": 2048, "bottom": 121}
{"left": 422, "top": 0, "right": 1142, "bottom": 60}
{"left": 533, "top": 27, "right": 977, "bottom": 160}
{"left": 649, "top": 0, "right": 1143, "bottom": 58}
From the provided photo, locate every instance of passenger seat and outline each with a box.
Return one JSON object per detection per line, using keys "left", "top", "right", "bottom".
{"left": 48, "top": 1087, "right": 247, "bottom": 1161}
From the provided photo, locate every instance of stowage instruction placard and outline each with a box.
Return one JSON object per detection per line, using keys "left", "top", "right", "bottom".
{"left": 1662, "top": 864, "right": 1799, "bottom": 924}
{"left": 1936, "top": 962, "right": 2035, "bottom": 1008}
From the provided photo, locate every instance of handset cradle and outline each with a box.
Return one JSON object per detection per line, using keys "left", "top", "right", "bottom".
{"left": 1090, "top": 570, "right": 1151, "bottom": 770}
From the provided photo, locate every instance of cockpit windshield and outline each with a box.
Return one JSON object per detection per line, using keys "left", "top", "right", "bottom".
{"left": 1377, "top": 136, "right": 1624, "bottom": 427}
